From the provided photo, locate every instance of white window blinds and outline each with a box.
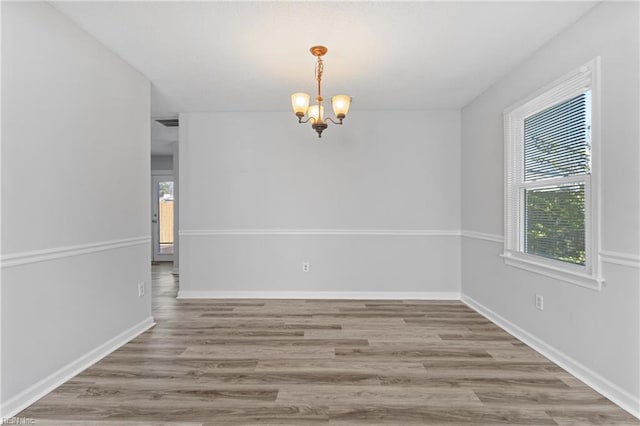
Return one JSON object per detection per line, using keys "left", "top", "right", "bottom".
{"left": 524, "top": 183, "right": 586, "bottom": 265}
{"left": 523, "top": 92, "right": 591, "bottom": 181}
{"left": 521, "top": 91, "right": 591, "bottom": 266}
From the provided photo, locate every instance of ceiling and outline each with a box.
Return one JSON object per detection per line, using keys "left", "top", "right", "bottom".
{"left": 51, "top": 1, "right": 598, "bottom": 154}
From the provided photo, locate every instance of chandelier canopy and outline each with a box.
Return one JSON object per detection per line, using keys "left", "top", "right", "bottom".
{"left": 291, "top": 46, "right": 351, "bottom": 138}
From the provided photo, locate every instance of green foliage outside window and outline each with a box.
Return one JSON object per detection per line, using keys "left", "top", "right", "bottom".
{"left": 159, "top": 181, "right": 174, "bottom": 198}
{"left": 525, "top": 186, "right": 586, "bottom": 265}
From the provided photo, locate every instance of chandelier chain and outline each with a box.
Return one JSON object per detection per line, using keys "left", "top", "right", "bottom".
{"left": 315, "top": 57, "right": 324, "bottom": 101}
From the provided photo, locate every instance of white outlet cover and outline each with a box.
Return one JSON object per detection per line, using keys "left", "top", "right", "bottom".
{"left": 535, "top": 294, "right": 544, "bottom": 310}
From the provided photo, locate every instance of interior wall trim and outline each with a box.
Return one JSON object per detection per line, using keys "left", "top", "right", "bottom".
{"left": 461, "top": 230, "right": 505, "bottom": 243}
{"left": 178, "top": 290, "right": 461, "bottom": 300}
{"left": 179, "top": 229, "right": 461, "bottom": 237}
{"left": 462, "top": 294, "right": 640, "bottom": 420}
{"left": 0, "top": 316, "right": 155, "bottom": 418}
{"left": 0, "top": 236, "right": 151, "bottom": 269}
{"left": 599, "top": 250, "right": 640, "bottom": 269}
{"left": 462, "top": 232, "right": 639, "bottom": 269}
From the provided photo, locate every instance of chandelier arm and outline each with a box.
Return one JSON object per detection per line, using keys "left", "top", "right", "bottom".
{"left": 298, "top": 116, "right": 317, "bottom": 124}
{"left": 325, "top": 117, "right": 344, "bottom": 125}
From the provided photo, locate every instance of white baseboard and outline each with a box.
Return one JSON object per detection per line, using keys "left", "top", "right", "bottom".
{"left": 462, "top": 294, "right": 640, "bottom": 420}
{"left": 177, "top": 290, "right": 461, "bottom": 300}
{"left": 0, "top": 316, "right": 155, "bottom": 418}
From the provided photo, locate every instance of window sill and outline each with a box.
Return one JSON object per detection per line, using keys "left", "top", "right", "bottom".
{"left": 500, "top": 252, "right": 604, "bottom": 291}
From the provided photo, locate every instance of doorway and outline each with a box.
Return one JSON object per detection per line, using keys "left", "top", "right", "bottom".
{"left": 152, "top": 175, "right": 174, "bottom": 262}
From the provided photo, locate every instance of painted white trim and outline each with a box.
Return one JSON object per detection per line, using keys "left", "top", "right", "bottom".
{"left": 0, "top": 317, "right": 155, "bottom": 418}
{"left": 461, "top": 230, "right": 504, "bottom": 244}
{"left": 462, "top": 232, "right": 640, "bottom": 270}
{"left": 0, "top": 0, "right": 4, "bottom": 408}
{"left": 179, "top": 229, "right": 461, "bottom": 237}
{"left": 501, "top": 252, "right": 603, "bottom": 291}
{"left": 600, "top": 250, "right": 640, "bottom": 269}
{"left": 0, "top": 237, "right": 151, "bottom": 269}
{"left": 178, "top": 291, "right": 461, "bottom": 300}
{"left": 462, "top": 295, "right": 640, "bottom": 420}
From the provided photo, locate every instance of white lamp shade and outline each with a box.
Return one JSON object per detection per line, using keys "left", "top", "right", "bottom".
{"left": 332, "top": 95, "right": 351, "bottom": 117}
{"left": 308, "top": 104, "right": 324, "bottom": 122}
{"left": 291, "top": 93, "right": 310, "bottom": 115}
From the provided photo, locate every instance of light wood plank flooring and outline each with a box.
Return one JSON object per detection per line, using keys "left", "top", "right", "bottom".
{"left": 19, "top": 263, "right": 639, "bottom": 425}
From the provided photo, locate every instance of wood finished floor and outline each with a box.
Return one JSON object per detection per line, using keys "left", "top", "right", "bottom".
{"left": 19, "top": 263, "right": 639, "bottom": 425}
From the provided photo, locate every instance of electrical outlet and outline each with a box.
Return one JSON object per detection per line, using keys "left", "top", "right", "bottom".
{"left": 302, "top": 262, "right": 310, "bottom": 273}
{"left": 535, "top": 294, "right": 544, "bottom": 311}
{"left": 138, "top": 281, "right": 146, "bottom": 297}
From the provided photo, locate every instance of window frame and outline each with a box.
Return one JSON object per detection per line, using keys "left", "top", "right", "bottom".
{"left": 502, "top": 58, "right": 603, "bottom": 291}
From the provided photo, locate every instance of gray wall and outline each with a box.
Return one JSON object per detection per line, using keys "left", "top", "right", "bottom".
{"left": 461, "top": 1, "right": 639, "bottom": 416}
{"left": 179, "top": 110, "right": 461, "bottom": 297}
{"left": 1, "top": 2, "right": 152, "bottom": 415}
{"left": 151, "top": 155, "right": 173, "bottom": 172}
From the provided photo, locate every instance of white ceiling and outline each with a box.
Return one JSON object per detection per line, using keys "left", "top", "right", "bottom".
{"left": 52, "top": 1, "right": 598, "bottom": 154}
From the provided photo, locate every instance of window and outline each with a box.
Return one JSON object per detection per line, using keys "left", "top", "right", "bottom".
{"left": 503, "top": 59, "right": 603, "bottom": 290}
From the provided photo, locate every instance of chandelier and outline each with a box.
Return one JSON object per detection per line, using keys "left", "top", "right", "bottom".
{"left": 291, "top": 45, "right": 351, "bottom": 138}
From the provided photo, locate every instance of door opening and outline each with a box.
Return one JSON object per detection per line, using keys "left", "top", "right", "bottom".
{"left": 152, "top": 175, "right": 174, "bottom": 262}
